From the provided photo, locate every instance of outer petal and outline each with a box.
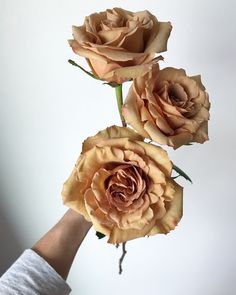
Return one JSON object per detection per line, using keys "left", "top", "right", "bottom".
{"left": 88, "top": 58, "right": 120, "bottom": 79}
{"left": 136, "top": 141, "right": 172, "bottom": 176}
{"left": 148, "top": 182, "right": 183, "bottom": 235}
{"left": 190, "top": 75, "right": 206, "bottom": 91}
{"left": 91, "top": 168, "right": 110, "bottom": 210}
{"left": 62, "top": 168, "right": 90, "bottom": 221}
{"left": 76, "top": 146, "right": 126, "bottom": 182}
{"left": 145, "top": 21, "right": 172, "bottom": 53}
{"left": 72, "top": 25, "right": 99, "bottom": 44}
{"left": 84, "top": 189, "right": 113, "bottom": 236}
{"left": 85, "top": 44, "right": 145, "bottom": 61}
{"left": 163, "top": 180, "right": 176, "bottom": 201}
{"left": 144, "top": 120, "right": 171, "bottom": 146}
{"left": 122, "top": 87, "right": 150, "bottom": 138}
{"left": 108, "top": 218, "right": 156, "bottom": 244}
{"left": 168, "top": 132, "right": 194, "bottom": 149}
{"left": 103, "top": 57, "right": 162, "bottom": 84}
{"left": 68, "top": 40, "right": 107, "bottom": 62}
{"left": 82, "top": 125, "right": 143, "bottom": 153}
{"left": 193, "top": 121, "right": 209, "bottom": 143}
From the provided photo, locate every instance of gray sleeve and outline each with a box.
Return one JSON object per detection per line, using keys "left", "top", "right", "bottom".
{"left": 0, "top": 249, "right": 72, "bottom": 295}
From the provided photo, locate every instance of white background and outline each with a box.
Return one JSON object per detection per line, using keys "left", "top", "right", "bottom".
{"left": 1, "top": 0, "right": 236, "bottom": 294}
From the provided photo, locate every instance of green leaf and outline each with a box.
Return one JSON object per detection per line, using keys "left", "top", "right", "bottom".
{"left": 172, "top": 163, "right": 192, "bottom": 183}
{"left": 96, "top": 231, "right": 106, "bottom": 239}
{"left": 68, "top": 59, "right": 100, "bottom": 80}
{"left": 171, "top": 175, "right": 180, "bottom": 180}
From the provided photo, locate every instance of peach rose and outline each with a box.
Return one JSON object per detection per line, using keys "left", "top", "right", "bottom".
{"left": 68, "top": 8, "right": 172, "bottom": 84}
{"left": 62, "top": 126, "right": 183, "bottom": 244}
{"left": 122, "top": 65, "right": 210, "bottom": 149}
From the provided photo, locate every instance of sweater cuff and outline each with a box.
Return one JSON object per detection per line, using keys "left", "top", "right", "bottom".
{"left": 0, "top": 249, "right": 71, "bottom": 295}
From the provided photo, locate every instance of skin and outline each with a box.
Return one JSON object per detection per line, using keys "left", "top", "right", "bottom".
{"left": 32, "top": 209, "right": 91, "bottom": 280}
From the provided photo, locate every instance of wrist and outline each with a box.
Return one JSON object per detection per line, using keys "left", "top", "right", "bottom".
{"left": 32, "top": 209, "right": 92, "bottom": 280}
{"left": 61, "top": 209, "right": 91, "bottom": 228}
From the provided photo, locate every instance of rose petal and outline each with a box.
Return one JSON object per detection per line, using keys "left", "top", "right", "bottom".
{"left": 84, "top": 189, "right": 113, "bottom": 236}
{"left": 164, "top": 113, "right": 185, "bottom": 129}
{"left": 68, "top": 40, "right": 108, "bottom": 62}
{"left": 193, "top": 121, "right": 209, "bottom": 143}
{"left": 150, "top": 197, "right": 166, "bottom": 220}
{"left": 168, "top": 132, "right": 193, "bottom": 149}
{"left": 82, "top": 125, "right": 143, "bottom": 153}
{"left": 103, "top": 59, "right": 159, "bottom": 84}
{"left": 84, "top": 11, "right": 106, "bottom": 35}
{"left": 72, "top": 25, "right": 100, "bottom": 44}
{"left": 127, "top": 207, "right": 154, "bottom": 230}
{"left": 62, "top": 169, "right": 90, "bottom": 221}
{"left": 148, "top": 182, "right": 183, "bottom": 235}
{"left": 118, "top": 26, "right": 146, "bottom": 53}
{"left": 144, "top": 120, "right": 171, "bottom": 146}
{"left": 85, "top": 44, "right": 145, "bottom": 61}
{"left": 148, "top": 184, "right": 164, "bottom": 203}
{"left": 203, "top": 93, "right": 210, "bottom": 109}
{"left": 108, "top": 194, "right": 150, "bottom": 228}
{"left": 108, "top": 218, "right": 156, "bottom": 244}
{"left": 122, "top": 88, "right": 150, "bottom": 138}
{"left": 190, "top": 75, "right": 206, "bottom": 91}
{"left": 76, "top": 146, "right": 125, "bottom": 184}
{"left": 163, "top": 180, "right": 175, "bottom": 201}
{"left": 143, "top": 157, "right": 166, "bottom": 185}
{"left": 136, "top": 141, "right": 172, "bottom": 176}
{"left": 145, "top": 21, "right": 172, "bottom": 53}
{"left": 192, "top": 105, "right": 210, "bottom": 124}
{"left": 98, "top": 27, "right": 129, "bottom": 45}
{"left": 91, "top": 168, "right": 111, "bottom": 206}
{"left": 88, "top": 58, "right": 120, "bottom": 79}
{"left": 148, "top": 103, "right": 175, "bottom": 135}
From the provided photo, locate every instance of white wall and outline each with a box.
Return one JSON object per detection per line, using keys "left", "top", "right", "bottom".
{"left": 1, "top": 0, "right": 236, "bottom": 294}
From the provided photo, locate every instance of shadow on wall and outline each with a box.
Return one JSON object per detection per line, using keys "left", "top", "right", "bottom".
{"left": 0, "top": 201, "right": 24, "bottom": 276}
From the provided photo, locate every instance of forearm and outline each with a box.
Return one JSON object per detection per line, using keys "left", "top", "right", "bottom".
{"left": 32, "top": 209, "right": 91, "bottom": 280}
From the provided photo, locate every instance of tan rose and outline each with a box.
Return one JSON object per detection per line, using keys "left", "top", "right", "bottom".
{"left": 62, "top": 126, "right": 183, "bottom": 244}
{"left": 122, "top": 65, "right": 210, "bottom": 149}
{"left": 68, "top": 8, "right": 172, "bottom": 84}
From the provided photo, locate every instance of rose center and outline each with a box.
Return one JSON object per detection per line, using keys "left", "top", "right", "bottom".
{"left": 105, "top": 165, "right": 147, "bottom": 208}
{"left": 168, "top": 83, "right": 188, "bottom": 108}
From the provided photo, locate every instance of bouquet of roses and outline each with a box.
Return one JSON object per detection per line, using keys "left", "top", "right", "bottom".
{"left": 61, "top": 7, "right": 210, "bottom": 274}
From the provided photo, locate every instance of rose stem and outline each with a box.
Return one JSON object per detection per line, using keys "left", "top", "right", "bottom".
{"left": 119, "top": 242, "right": 127, "bottom": 275}
{"left": 115, "top": 85, "right": 127, "bottom": 274}
{"left": 115, "top": 84, "right": 127, "bottom": 127}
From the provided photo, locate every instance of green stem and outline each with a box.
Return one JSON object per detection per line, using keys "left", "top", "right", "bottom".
{"left": 68, "top": 59, "right": 99, "bottom": 80}
{"left": 115, "top": 85, "right": 126, "bottom": 127}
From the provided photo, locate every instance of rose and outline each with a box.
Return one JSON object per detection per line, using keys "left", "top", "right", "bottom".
{"left": 62, "top": 126, "right": 183, "bottom": 244}
{"left": 68, "top": 8, "right": 172, "bottom": 84}
{"left": 122, "top": 65, "right": 210, "bottom": 149}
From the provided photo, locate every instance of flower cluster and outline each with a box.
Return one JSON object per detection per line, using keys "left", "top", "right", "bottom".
{"left": 62, "top": 8, "right": 210, "bottom": 245}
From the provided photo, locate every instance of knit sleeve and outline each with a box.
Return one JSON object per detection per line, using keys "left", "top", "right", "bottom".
{"left": 0, "top": 249, "right": 72, "bottom": 295}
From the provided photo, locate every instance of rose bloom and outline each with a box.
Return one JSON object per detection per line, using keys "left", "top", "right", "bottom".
{"left": 68, "top": 8, "right": 172, "bottom": 84}
{"left": 62, "top": 126, "right": 183, "bottom": 244}
{"left": 122, "top": 65, "right": 210, "bottom": 149}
